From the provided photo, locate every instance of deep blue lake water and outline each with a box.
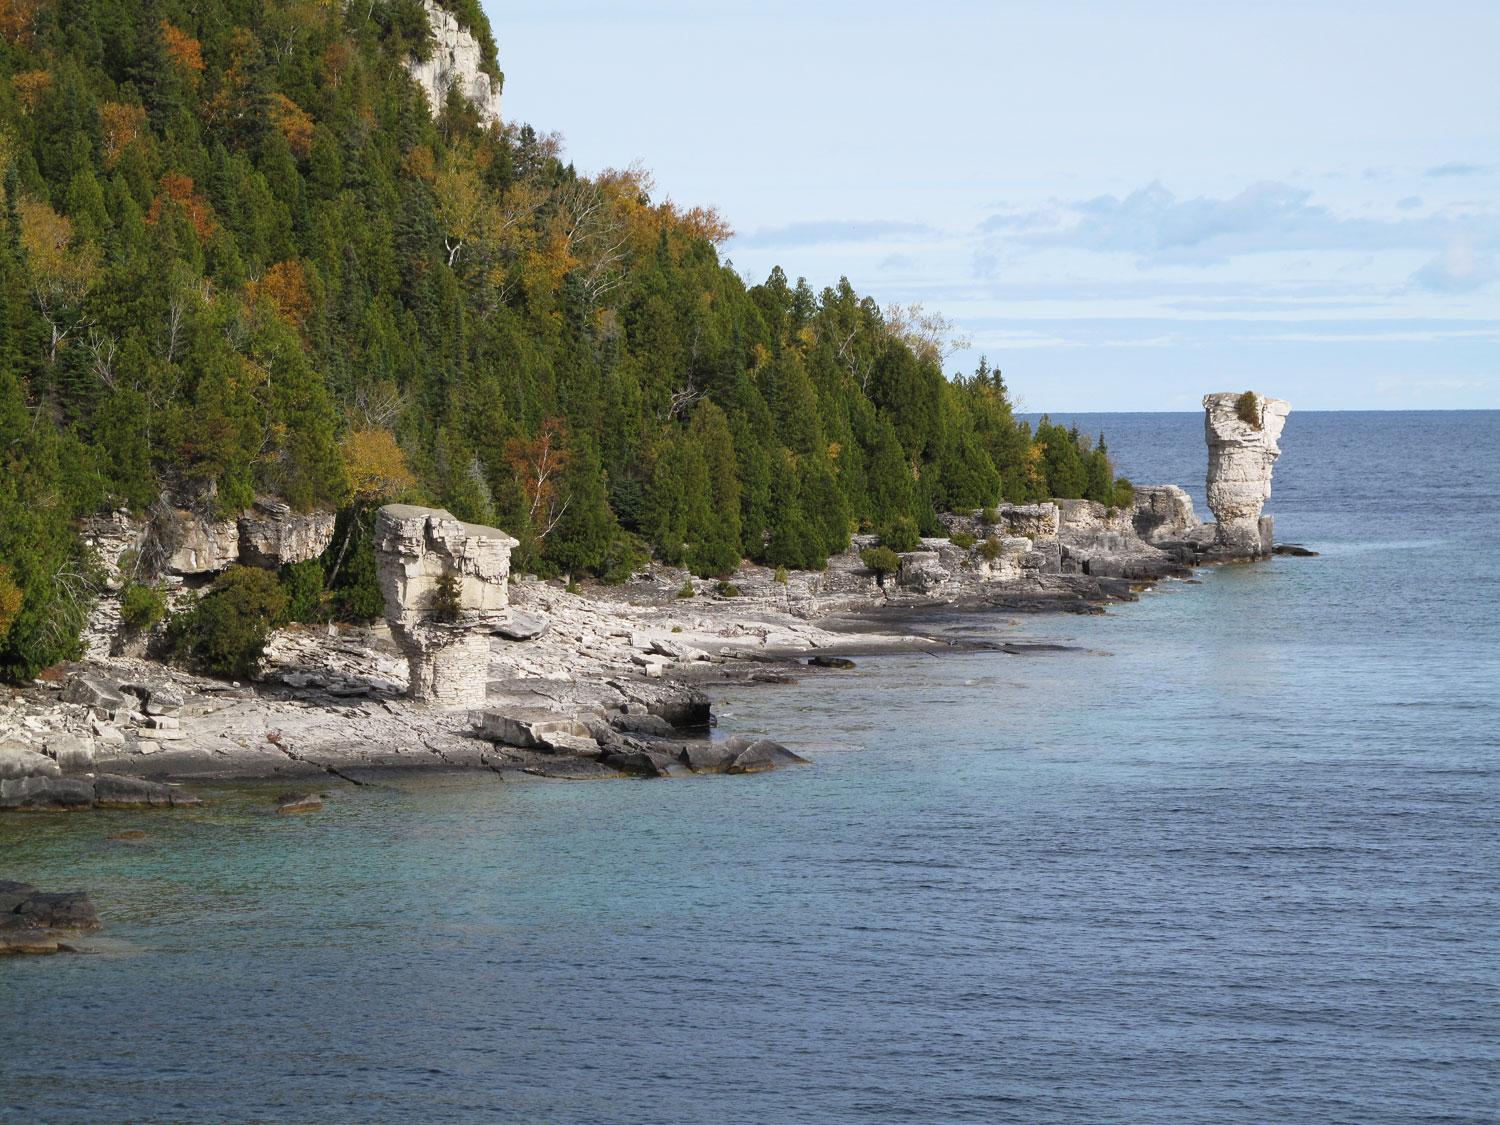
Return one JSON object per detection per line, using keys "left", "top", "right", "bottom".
{"left": 4, "top": 411, "right": 1498, "bottom": 1123}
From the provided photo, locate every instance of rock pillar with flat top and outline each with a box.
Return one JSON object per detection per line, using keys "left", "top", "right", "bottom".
{"left": 373, "top": 505, "right": 519, "bottom": 708}
{"left": 1203, "top": 392, "right": 1291, "bottom": 559}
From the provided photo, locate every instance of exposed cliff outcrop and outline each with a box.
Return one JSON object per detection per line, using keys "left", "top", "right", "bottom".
{"left": 1131, "top": 485, "right": 1203, "bottom": 545}
{"left": 1203, "top": 392, "right": 1291, "bottom": 559}
{"left": 406, "top": 0, "right": 502, "bottom": 125}
{"left": 373, "top": 504, "right": 518, "bottom": 708}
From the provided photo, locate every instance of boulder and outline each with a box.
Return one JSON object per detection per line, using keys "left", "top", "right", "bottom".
{"left": 1203, "top": 391, "right": 1291, "bottom": 559}
{"left": 1132, "top": 485, "right": 1200, "bottom": 544}
{"left": 275, "top": 793, "right": 324, "bottom": 815}
{"left": 476, "top": 709, "right": 594, "bottom": 750}
{"left": 808, "top": 655, "right": 856, "bottom": 670}
{"left": 494, "top": 610, "right": 550, "bottom": 642}
{"left": 599, "top": 749, "right": 667, "bottom": 778}
{"left": 0, "top": 743, "right": 61, "bottom": 781}
{"left": 677, "top": 742, "right": 740, "bottom": 773}
{"left": 728, "top": 739, "right": 810, "bottom": 774}
{"left": 609, "top": 712, "right": 678, "bottom": 738}
{"left": 1, "top": 883, "right": 101, "bottom": 954}
{"left": 44, "top": 733, "right": 95, "bottom": 773}
{"left": 92, "top": 773, "right": 199, "bottom": 809}
{"left": 61, "top": 674, "right": 127, "bottom": 715}
{"left": 0, "top": 775, "right": 96, "bottom": 810}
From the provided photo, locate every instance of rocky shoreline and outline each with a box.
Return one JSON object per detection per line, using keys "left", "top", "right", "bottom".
{"left": 2, "top": 392, "right": 1299, "bottom": 805}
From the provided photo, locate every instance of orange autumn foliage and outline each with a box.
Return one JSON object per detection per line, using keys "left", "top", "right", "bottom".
{"left": 161, "top": 20, "right": 204, "bottom": 76}
{"left": 0, "top": 0, "right": 38, "bottom": 47}
{"left": 146, "top": 174, "right": 216, "bottom": 240}
{"left": 10, "top": 68, "right": 50, "bottom": 113}
{"left": 246, "top": 260, "right": 314, "bottom": 331}
{"left": 270, "top": 94, "right": 314, "bottom": 158}
{"left": 99, "top": 102, "right": 147, "bottom": 168}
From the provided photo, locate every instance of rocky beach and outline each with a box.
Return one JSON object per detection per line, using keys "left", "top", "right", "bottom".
{"left": 0, "top": 393, "right": 1295, "bottom": 824}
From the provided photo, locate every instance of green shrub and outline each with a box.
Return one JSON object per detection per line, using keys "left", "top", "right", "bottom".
{"left": 716, "top": 581, "right": 740, "bottom": 597}
{"left": 1111, "top": 477, "right": 1136, "bottom": 511}
{"left": 1236, "top": 391, "right": 1262, "bottom": 429}
{"left": 280, "top": 559, "right": 327, "bottom": 624}
{"left": 119, "top": 583, "right": 167, "bottom": 635}
{"left": 979, "top": 536, "right": 1004, "bottom": 562}
{"left": 676, "top": 580, "right": 696, "bottom": 599}
{"left": 565, "top": 579, "right": 581, "bottom": 595}
{"left": 951, "top": 531, "right": 977, "bottom": 549}
{"left": 860, "top": 546, "right": 901, "bottom": 578}
{"left": 980, "top": 506, "right": 999, "bottom": 526}
{"left": 879, "top": 517, "right": 921, "bottom": 553}
{"left": 168, "top": 566, "right": 289, "bottom": 680}
{"left": 773, "top": 565, "right": 788, "bottom": 584}
{"left": 430, "top": 572, "right": 462, "bottom": 622}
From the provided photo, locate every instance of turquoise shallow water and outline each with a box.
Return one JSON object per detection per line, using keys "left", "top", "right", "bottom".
{"left": 4, "top": 412, "right": 1499, "bottom": 1123}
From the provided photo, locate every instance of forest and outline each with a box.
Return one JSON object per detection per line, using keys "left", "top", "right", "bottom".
{"left": 0, "top": 0, "right": 1130, "bottom": 680}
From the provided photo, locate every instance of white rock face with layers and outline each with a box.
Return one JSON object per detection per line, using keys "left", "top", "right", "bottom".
{"left": 373, "top": 505, "right": 518, "bottom": 708}
{"left": 406, "top": 0, "right": 502, "bottom": 126}
{"left": 1203, "top": 392, "right": 1291, "bottom": 558}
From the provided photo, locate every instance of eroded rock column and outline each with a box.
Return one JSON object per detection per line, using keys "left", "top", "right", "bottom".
{"left": 373, "top": 505, "right": 518, "bottom": 708}
{"left": 1203, "top": 392, "right": 1291, "bottom": 558}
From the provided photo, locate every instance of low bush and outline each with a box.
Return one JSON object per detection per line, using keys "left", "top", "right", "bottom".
{"left": 118, "top": 583, "right": 167, "bottom": 635}
{"left": 951, "top": 531, "right": 977, "bottom": 549}
{"left": 773, "top": 565, "right": 788, "bottom": 584}
{"left": 979, "top": 506, "right": 999, "bottom": 526}
{"left": 979, "top": 536, "right": 1004, "bottom": 562}
{"left": 860, "top": 545, "right": 901, "bottom": 579}
{"left": 879, "top": 516, "right": 921, "bottom": 553}
{"left": 676, "top": 580, "right": 696, "bottom": 599}
{"left": 167, "top": 566, "right": 289, "bottom": 680}
{"left": 716, "top": 581, "right": 740, "bottom": 597}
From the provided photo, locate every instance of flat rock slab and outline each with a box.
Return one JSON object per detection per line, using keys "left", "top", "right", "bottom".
{"left": 727, "top": 739, "right": 810, "bottom": 774}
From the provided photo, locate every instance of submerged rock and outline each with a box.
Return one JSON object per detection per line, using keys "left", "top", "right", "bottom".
{"left": 275, "top": 793, "right": 324, "bottom": 815}
{"left": 0, "top": 881, "right": 102, "bottom": 955}
{"left": 808, "top": 656, "right": 856, "bottom": 670}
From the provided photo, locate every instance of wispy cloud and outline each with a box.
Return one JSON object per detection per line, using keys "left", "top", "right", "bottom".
{"left": 733, "top": 219, "right": 935, "bottom": 249}
{"left": 1425, "top": 161, "right": 1490, "bottom": 178}
{"left": 975, "top": 180, "right": 1499, "bottom": 267}
{"left": 1409, "top": 241, "right": 1496, "bottom": 293}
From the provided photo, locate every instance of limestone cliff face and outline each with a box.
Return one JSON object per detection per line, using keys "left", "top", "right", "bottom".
{"left": 1203, "top": 392, "right": 1291, "bottom": 558}
{"left": 373, "top": 504, "right": 518, "bottom": 708}
{"left": 406, "top": 0, "right": 501, "bottom": 126}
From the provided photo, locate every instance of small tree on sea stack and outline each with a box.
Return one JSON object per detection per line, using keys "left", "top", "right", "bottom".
{"left": 1236, "top": 391, "right": 1262, "bottom": 430}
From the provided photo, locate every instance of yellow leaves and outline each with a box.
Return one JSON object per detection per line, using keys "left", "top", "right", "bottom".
{"left": 99, "top": 102, "right": 147, "bottom": 168}
{"left": 18, "top": 198, "right": 98, "bottom": 299}
{"left": 0, "top": 0, "right": 39, "bottom": 47}
{"left": 161, "top": 20, "right": 204, "bottom": 77}
{"left": 827, "top": 441, "right": 843, "bottom": 462}
{"left": 342, "top": 428, "right": 416, "bottom": 504}
{"left": 10, "top": 68, "right": 51, "bottom": 113}
{"left": 403, "top": 144, "right": 436, "bottom": 183}
{"left": 750, "top": 342, "right": 771, "bottom": 371}
{"left": 245, "top": 261, "right": 313, "bottom": 333}
{"left": 0, "top": 564, "right": 21, "bottom": 640}
{"left": 270, "top": 94, "right": 314, "bottom": 158}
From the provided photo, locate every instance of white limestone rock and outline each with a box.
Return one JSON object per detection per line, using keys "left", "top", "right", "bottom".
{"left": 1203, "top": 392, "right": 1291, "bottom": 558}
{"left": 1132, "top": 485, "right": 1201, "bottom": 544}
{"left": 237, "top": 499, "right": 337, "bottom": 567}
{"left": 374, "top": 504, "right": 519, "bottom": 708}
{"left": 406, "top": 0, "right": 502, "bottom": 126}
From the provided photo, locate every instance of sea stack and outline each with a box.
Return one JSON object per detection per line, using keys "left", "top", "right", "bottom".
{"left": 1203, "top": 391, "right": 1291, "bottom": 559}
{"left": 373, "top": 505, "right": 519, "bottom": 708}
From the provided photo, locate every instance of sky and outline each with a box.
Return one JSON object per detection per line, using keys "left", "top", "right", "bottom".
{"left": 485, "top": 1, "right": 1499, "bottom": 410}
